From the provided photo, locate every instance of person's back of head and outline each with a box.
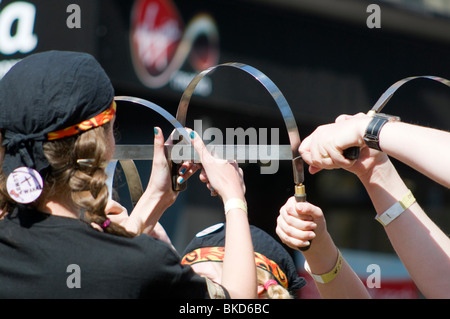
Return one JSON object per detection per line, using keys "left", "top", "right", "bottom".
{"left": 0, "top": 50, "right": 131, "bottom": 237}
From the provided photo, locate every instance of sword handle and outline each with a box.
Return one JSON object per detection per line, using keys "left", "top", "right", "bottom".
{"left": 295, "top": 184, "right": 311, "bottom": 251}
{"left": 343, "top": 146, "right": 360, "bottom": 160}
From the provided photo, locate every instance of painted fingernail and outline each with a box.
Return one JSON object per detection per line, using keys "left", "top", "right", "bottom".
{"left": 177, "top": 176, "right": 184, "bottom": 184}
{"left": 190, "top": 131, "right": 195, "bottom": 139}
{"left": 154, "top": 127, "right": 158, "bottom": 135}
{"left": 180, "top": 168, "right": 187, "bottom": 175}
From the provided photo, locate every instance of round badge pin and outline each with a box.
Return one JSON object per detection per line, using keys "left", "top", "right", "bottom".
{"left": 6, "top": 167, "right": 44, "bottom": 204}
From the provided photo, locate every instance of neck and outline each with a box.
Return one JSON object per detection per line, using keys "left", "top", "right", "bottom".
{"left": 40, "top": 200, "right": 81, "bottom": 219}
{"left": 36, "top": 193, "right": 80, "bottom": 219}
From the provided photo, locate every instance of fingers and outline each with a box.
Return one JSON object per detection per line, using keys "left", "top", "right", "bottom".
{"left": 198, "top": 168, "right": 218, "bottom": 196}
{"left": 177, "top": 162, "right": 200, "bottom": 184}
{"left": 335, "top": 112, "right": 366, "bottom": 123}
{"left": 276, "top": 215, "right": 315, "bottom": 250}
{"left": 105, "top": 199, "right": 128, "bottom": 215}
{"left": 105, "top": 200, "right": 129, "bottom": 226}
{"left": 153, "top": 127, "right": 167, "bottom": 166}
{"left": 335, "top": 114, "right": 352, "bottom": 123}
{"left": 276, "top": 197, "right": 327, "bottom": 250}
{"left": 276, "top": 198, "right": 318, "bottom": 250}
{"left": 299, "top": 135, "right": 324, "bottom": 175}
{"left": 188, "top": 129, "right": 217, "bottom": 167}
{"left": 299, "top": 123, "right": 357, "bottom": 172}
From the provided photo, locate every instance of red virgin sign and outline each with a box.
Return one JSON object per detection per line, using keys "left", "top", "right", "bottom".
{"left": 130, "top": 0, "right": 219, "bottom": 89}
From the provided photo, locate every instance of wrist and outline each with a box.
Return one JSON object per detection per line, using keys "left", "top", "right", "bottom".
{"left": 358, "top": 159, "right": 410, "bottom": 216}
{"left": 358, "top": 158, "right": 401, "bottom": 190}
{"left": 302, "top": 233, "right": 340, "bottom": 277}
{"left": 356, "top": 116, "right": 372, "bottom": 145}
{"left": 144, "top": 186, "right": 176, "bottom": 209}
{"left": 363, "top": 113, "right": 401, "bottom": 151}
{"left": 221, "top": 192, "right": 246, "bottom": 206}
{"left": 304, "top": 248, "right": 343, "bottom": 284}
{"left": 224, "top": 198, "right": 247, "bottom": 215}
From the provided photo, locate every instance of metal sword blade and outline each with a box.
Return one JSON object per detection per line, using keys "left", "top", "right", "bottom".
{"left": 175, "top": 62, "right": 304, "bottom": 185}
{"left": 371, "top": 75, "right": 450, "bottom": 114}
{"left": 113, "top": 144, "right": 294, "bottom": 161}
{"left": 114, "top": 96, "right": 192, "bottom": 143}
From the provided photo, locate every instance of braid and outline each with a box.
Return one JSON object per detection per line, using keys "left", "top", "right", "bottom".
{"left": 257, "top": 268, "right": 293, "bottom": 299}
{"left": 43, "top": 123, "right": 133, "bottom": 238}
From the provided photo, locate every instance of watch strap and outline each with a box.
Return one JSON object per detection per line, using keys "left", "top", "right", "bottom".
{"left": 363, "top": 113, "right": 400, "bottom": 151}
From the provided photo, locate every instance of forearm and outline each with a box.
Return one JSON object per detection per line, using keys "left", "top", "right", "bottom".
{"left": 126, "top": 190, "right": 173, "bottom": 235}
{"left": 359, "top": 160, "right": 450, "bottom": 298}
{"left": 379, "top": 121, "right": 450, "bottom": 188}
{"left": 303, "top": 233, "right": 370, "bottom": 299}
{"left": 221, "top": 208, "right": 257, "bottom": 299}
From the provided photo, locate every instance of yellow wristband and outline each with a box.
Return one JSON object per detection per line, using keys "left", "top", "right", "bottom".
{"left": 304, "top": 250, "right": 343, "bottom": 284}
{"left": 375, "top": 190, "right": 416, "bottom": 227}
{"left": 224, "top": 198, "right": 247, "bottom": 215}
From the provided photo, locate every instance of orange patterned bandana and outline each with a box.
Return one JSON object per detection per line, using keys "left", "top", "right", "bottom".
{"left": 181, "top": 246, "right": 289, "bottom": 289}
{"left": 46, "top": 101, "right": 116, "bottom": 141}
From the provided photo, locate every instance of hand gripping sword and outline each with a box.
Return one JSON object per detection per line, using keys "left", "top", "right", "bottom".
{"left": 345, "top": 75, "right": 450, "bottom": 159}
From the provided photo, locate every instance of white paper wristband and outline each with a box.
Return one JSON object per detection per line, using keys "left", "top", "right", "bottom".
{"left": 375, "top": 190, "right": 416, "bottom": 226}
{"left": 224, "top": 198, "right": 247, "bottom": 215}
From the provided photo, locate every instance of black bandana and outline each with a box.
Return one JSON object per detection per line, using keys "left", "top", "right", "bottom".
{"left": 0, "top": 50, "right": 114, "bottom": 176}
{"left": 183, "top": 223, "right": 307, "bottom": 295}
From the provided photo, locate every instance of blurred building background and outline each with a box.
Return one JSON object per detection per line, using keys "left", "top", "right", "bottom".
{"left": 1, "top": 0, "right": 450, "bottom": 298}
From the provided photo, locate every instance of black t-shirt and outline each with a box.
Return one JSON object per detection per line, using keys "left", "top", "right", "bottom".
{"left": 0, "top": 207, "right": 215, "bottom": 298}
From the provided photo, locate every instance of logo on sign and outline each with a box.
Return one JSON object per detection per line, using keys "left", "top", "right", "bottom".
{"left": 130, "top": 0, "right": 219, "bottom": 90}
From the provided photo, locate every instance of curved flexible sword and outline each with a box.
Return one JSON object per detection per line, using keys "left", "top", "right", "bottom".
{"left": 176, "top": 63, "right": 310, "bottom": 249}
{"left": 111, "top": 96, "right": 192, "bottom": 197}
{"left": 370, "top": 75, "right": 450, "bottom": 114}
{"left": 346, "top": 75, "right": 450, "bottom": 159}
{"left": 176, "top": 62, "right": 305, "bottom": 197}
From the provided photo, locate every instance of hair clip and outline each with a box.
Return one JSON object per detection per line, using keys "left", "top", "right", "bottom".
{"left": 76, "top": 159, "right": 109, "bottom": 170}
{"left": 76, "top": 159, "right": 95, "bottom": 168}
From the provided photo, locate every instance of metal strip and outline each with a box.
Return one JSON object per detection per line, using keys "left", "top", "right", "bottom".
{"left": 175, "top": 62, "right": 304, "bottom": 185}
{"left": 345, "top": 75, "right": 450, "bottom": 160}
{"left": 105, "top": 159, "right": 143, "bottom": 206}
{"left": 111, "top": 96, "right": 192, "bottom": 194}
{"left": 113, "top": 144, "right": 294, "bottom": 161}
{"left": 371, "top": 75, "right": 450, "bottom": 114}
{"left": 114, "top": 96, "right": 192, "bottom": 143}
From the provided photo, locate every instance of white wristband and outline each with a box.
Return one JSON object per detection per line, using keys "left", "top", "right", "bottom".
{"left": 224, "top": 198, "right": 247, "bottom": 215}
{"left": 375, "top": 190, "right": 416, "bottom": 226}
{"left": 304, "top": 249, "right": 343, "bottom": 284}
